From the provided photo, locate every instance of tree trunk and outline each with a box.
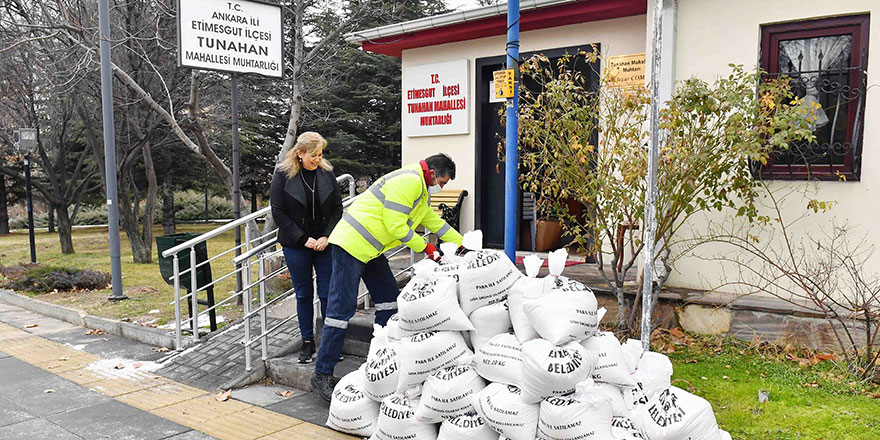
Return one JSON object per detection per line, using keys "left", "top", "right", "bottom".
{"left": 47, "top": 206, "right": 55, "bottom": 233}
{"left": 140, "top": 143, "right": 158, "bottom": 263}
{"left": 0, "top": 176, "right": 8, "bottom": 235}
{"left": 55, "top": 205, "right": 74, "bottom": 254}
{"left": 162, "top": 183, "right": 175, "bottom": 235}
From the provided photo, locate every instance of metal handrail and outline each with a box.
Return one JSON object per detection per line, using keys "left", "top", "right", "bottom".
{"left": 232, "top": 236, "right": 278, "bottom": 265}
{"left": 168, "top": 174, "right": 355, "bottom": 351}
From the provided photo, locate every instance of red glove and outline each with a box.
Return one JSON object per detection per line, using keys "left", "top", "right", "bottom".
{"left": 424, "top": 243, "right": 441, "bottom": 262}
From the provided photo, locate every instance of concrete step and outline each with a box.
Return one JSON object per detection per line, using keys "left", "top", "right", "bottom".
{"left": 266, "top": 352, "right": 367, "bottom": 391}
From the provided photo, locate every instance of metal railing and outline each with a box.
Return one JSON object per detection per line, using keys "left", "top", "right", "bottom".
{"left": 162, "top": 173, "right": 427, "bottom": 372}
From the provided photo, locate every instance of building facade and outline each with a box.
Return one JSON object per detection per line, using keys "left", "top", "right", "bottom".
{"left": 347, "top": 0, "right": 877, "bottom": 298}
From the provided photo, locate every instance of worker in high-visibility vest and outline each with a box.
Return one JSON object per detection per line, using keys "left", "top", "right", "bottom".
{"left": 310, "top": 153, "right": 463, "bottom": 401}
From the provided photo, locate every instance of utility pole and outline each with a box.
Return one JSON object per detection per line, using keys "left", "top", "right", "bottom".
{"left": 13, "top": 128, "right": 38, "bottom": 263}
{"left": 503, "top": 0, "right": 520, "bottom": 262}
{"left": 641, "top": 0, "right": 664, "bottom": 349}
{"left": 98, "top": 0, "right": 126, "bottom": 300}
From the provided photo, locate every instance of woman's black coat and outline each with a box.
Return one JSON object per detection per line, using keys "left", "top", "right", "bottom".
{"left": 269, "top": 168, "right": 343, "bottom": 249}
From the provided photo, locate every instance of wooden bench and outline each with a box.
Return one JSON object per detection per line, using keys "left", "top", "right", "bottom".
{"left": 429, "top": 189, "right": 468, "bottom": 231}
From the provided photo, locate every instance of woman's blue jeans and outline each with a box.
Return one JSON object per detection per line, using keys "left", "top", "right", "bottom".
{"left": 282, "top": 246, "right": 331, "bottom": 341}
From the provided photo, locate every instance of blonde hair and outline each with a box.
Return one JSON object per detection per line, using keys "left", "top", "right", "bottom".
{"left": 279, "top": 131, "right": 333, "bottom": 178}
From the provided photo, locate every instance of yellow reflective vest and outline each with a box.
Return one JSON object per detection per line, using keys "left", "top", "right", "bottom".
{"left": 329, "top": 162, "right": 464, "bottom": 263}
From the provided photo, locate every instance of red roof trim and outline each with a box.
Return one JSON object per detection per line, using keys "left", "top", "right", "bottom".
{"left": 362, "top": 0, "right": 647, "bottom": 57}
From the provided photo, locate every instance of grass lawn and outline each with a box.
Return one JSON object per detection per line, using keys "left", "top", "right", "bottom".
{"left": 1, "top": 226, "right": 878, "bottom": 438}
{"left": 0, "top": 223, "right": 249, "bottom": 327}
{"left": 658, "top": 331, "right": 880, "bottom": 439}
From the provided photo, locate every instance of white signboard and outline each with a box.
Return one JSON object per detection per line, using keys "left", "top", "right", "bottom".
{"left": 178, "top": 0, "right": 283, "bottom": 78}
{"left": 403, "top": 60, "right": 469, "bottom": 137}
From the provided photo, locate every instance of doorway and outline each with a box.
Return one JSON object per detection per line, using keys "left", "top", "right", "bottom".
{"left": 474, "top": 44, "right": 600, "bottom": 249}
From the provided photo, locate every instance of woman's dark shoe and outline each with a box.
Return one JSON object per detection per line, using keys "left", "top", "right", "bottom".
{"left": 298, "top": 340, "right": 316, "bottom": 364}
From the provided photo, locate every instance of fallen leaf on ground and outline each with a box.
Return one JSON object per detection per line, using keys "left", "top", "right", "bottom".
{"left": 686, "top": 359, "right": 699, "bottom": 364}
{"left": 215, "top": 390, "right": 231, "bottom": 402}
{"left": 803, "top": 382, "right": 820, "bottom": 388}
{"left": 43, "top": 389, "right": 55, "bottom": 393}
{"left": 276, "top": 390, "right": 294, "bottom": 397}
{"left": 24, "top": 324, "right": 38, "bottom": 328}
{"left": 113, "top": 363, "right": 125, "bottom": 370}
{"left": 816, "top": 353, "right": 837, "bottom": 361}
{"left": 47, "top": 365, "right": 59, "bottom": 369}
{"left": 133, "top": 363, "right": 143, "bottom": 369}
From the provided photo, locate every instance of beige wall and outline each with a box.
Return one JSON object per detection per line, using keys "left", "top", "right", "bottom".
{"left": 666, "top": 1, "right": 879, "bottom": 294}
{"left": 400, "top": 14, "right": 647, "bottom": 232}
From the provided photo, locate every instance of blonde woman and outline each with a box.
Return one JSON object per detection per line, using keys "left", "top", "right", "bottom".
{"left": 269, "top": 132, "right": 343, "bottom": 363}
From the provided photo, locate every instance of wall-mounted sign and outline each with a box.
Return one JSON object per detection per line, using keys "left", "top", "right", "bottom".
{"left": 178, "top": 0, "right": 283, "bottom": 78}
{"left": 493, "top": 69, "right": 515, "bottom": 99}
{"left": 606, "top": 53, "right": 646, "bottom": 88}
{"left": 403, "top": 60, "right": 469, "bottom": 137}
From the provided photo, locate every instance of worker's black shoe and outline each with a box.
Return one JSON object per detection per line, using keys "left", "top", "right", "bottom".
{"left": 298, "top": 340, "right": 315, "bottom": 364}
{"left": 310, "top": 372, "right": 336, "bottom": 402}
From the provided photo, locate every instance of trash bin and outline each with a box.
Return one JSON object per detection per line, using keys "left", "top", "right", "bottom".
{"left": 156, "top": 233, "right": 217, "bottom": 332}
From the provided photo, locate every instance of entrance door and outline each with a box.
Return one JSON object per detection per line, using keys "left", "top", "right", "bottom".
{"left": 475, "top": 45, "right": 600, "bottom": 249}
{"left": 475, "top": 58, "right": 508, "bottom": 247}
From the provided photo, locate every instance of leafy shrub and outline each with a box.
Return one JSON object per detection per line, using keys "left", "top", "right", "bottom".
{"left": 164, "top": 191, "right": 234, "bottom": 221}
{"left": 0, "top": 263, "right": 111, "bottom": 293}
{"left": 75, "top": 205, "right": 108, "bottom": 225}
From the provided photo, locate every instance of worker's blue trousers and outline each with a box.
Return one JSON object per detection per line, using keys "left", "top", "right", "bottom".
{"left": 315, "top": 245, "right": 399, "bottom": 375}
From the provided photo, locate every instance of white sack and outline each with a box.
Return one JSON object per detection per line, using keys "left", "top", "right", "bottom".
{"left": 519, "top": 339, "right": 596, "bottom": 403}
{"left": 523, "top": 276, "right": 598, "bottom": 345}
{"left": 373, "top": 392, "right": 438, "bottom": 440}
{"left": 461, "top": 230, "right": 484, "bottom": 251}
{"left": 577, "top": 378, "right": 630, "bottom": 418}
{"left": 473, "top": 333, "right": 523, "bottom": 386}
{"left": 469, "top": 301, "right": 512, "bottom": 352}
{"left": 398, "top": 276, "right": 475, "bottom": 336}
{"left": 522, "top": 249, "right": 599, "bottom": 345}
{"left": 364, "top": 324, "right": 401, "bottom": 401}
{"left": 437, "top": 411, "right": 497, "bottom": 440}
{"left": 458, "top": 250, "right": 522, "bottom": 316}
{"left": 507, "top": 255, "right": 542, "bottom": 343}
{"left": 610, "top": 417, "right": 648, "bottom": 440}
{"left": 386, "top": 314, "right": 402, "bottom": 343}
{"left": 416, "top": 365, "right": 487, "bottom": 423}
{"left": 581, "top": 332, "right": 636, "bottom": 387}
{"left": 620, "top": 339, "right": 644, "bottom": 373}
{"left": 537, "top": 391, "right": 614, "bottom": 440}
{"left": 471, "top": 383, "right": 539, "bottom": 440}
{"left": 633, "top": 387, "right": 725, "bottom": 440}
{"left": 625, "top": 351, "right": 674, "bottom": 409}
{"left": 413, "top": 258, "right": 440, "bottom": 279}
{"left": 397, "top": 331, "right": 474, "bottom": 393}
{"left": 327, "top": 366, "right": 380, "bottom": 437}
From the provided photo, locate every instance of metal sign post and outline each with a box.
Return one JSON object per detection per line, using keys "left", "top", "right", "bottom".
{"left": 13, "top": 128, "right": 37, "bottom": 263}
{"left": 176, "top": 0, "right": 283, "bottom": 298}
{"left": 641, "top": 0, "right": 665, "bottom": 350}
{"left": 503, "top": 0, "right": 520, "bottom": 262}
{"left": 98, "top": 0, "right": 127, "bottom": 300}
{"left": 232, "top": 73, "right": 242, "bottom": 296}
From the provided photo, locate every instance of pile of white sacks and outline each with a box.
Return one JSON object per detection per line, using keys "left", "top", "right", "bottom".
{"left": 327, "top": 231, "right": 732, "bottom": 440}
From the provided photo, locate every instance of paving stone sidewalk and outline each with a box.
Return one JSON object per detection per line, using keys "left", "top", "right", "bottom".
{"left": 0, "top": 302, "right": 217, "bottom": 440}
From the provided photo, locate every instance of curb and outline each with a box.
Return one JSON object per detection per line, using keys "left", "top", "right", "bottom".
{"left": 0, "top": 289, "right": 175, "bottom": 349}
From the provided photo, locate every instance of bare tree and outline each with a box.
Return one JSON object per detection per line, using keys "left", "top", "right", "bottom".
{"left": 693, "top": 185, "right": 880, "bottom": 381}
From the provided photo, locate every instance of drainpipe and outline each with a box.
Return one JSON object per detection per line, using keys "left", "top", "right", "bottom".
{"left": 641, "top": 0, "right": 676, "bottom": 350}
{"left": 504, "top": 0, "right": 520, "bottom": 262}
